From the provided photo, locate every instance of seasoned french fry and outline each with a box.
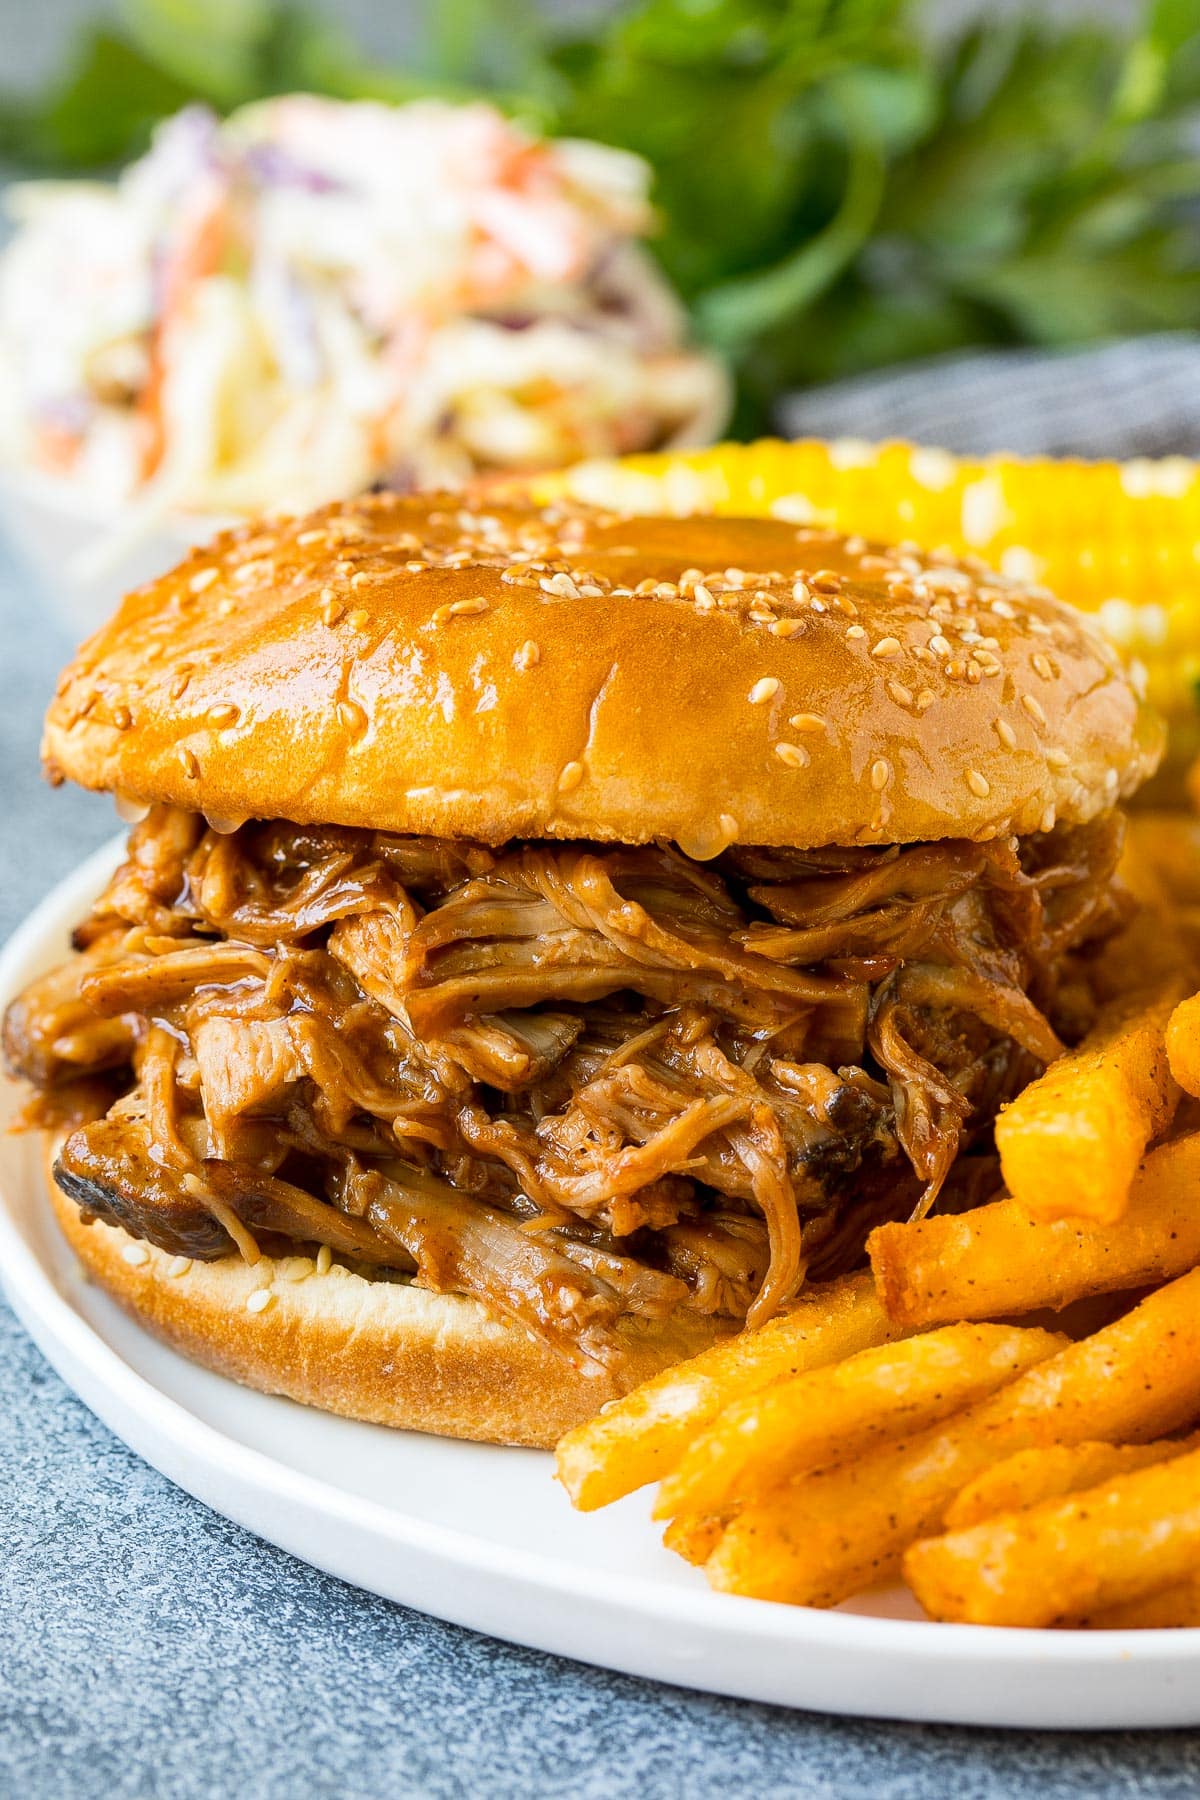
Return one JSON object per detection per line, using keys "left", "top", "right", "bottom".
{"left": 904, "top": 1445, "right": 1200, "bottom": 1627}
{"left": 555, "top": 1271, "right": 899, "bottom": 1510}
{"left": 705, "top": 1267, "right": 1200, "bottom": 1607}
{"left": 868, "top": 1129, "right": 1200, "bottom": 1329}
{"left": 662, "top": 1514, "right": 725, "bottom": 1566}
{"left": 994, "top": 976, "right": 1185, "bottom": 1225}
{"left": 1167, "top": 992, "right": 1200, "bottom": 1099}
{"left": 1086, "top": 1576, "right": 1200, "bottom": 1630}
{"left": 944, "top": 1434, "right": 1200, "bottom": 1531}
{"left": 655, "top": 1324, "right": 1065, "bottom": 1522}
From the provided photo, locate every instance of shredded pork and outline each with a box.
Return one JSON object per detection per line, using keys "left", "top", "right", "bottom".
{"left": 3, "top": 807, "right": 1125, "bottom": 1376}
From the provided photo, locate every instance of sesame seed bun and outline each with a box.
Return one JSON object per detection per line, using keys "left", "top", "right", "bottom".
{"left": 43, "top": 494, "right": 1161, "bottom": 853}
{"left": 46, "top": 1161, "right": 725, "bottom": 1447}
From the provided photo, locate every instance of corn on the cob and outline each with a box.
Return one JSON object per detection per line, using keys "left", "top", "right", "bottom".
{"left": 524, "top": 439, "right": 1200, "bottom": 767}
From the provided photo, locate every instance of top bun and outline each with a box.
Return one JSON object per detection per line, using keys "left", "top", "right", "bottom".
{"left": 44, "top": 493, "right": 1162, "bottom": 852}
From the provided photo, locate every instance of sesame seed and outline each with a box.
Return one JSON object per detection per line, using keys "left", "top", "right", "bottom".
{"left": 189, "top": 567, "right": 218, "bottom": 594}
{"left": 168, "top": 671, "right": 192, "bottom": 702}
{"left": 450, "top": 597, "right": 489, "bottom": 617}
{"left": 281, "top": 1258, "right": 314, "bottom": 1283}
{"left": 724, "top": 568, "right": 746, "bottom": 587}
{"left": 514, "top": 640, "right": 541, "bottom": 672}
{"left": 1046, "top": 748, "right": 1070, "bottom": 769}
{"left": 166, "top": 1256, "right": 192, "bottom": 1279}
{"left": 179, "top": 747, "right": 201, "bottom": 780}
{"left": 112, "top": 705, "right": 132, "bottom": 731}
{"left": 347, "top": 608, "right": 369, "bottom": 630}
{"left": 775, "top": 742, "right": 810, "bottom": 769}
{"left": 207, "top": 704, "right": 239, "bottom": 727}
{"left": 558, "top": 760, "right": 585, "bottom": 793}
{"left": 886, "top": 680, "right": 914, "bottom": 709}
{"left": 810, "top": 598, "right": 827, "bottom": 614}
{"left": 810, "top": 571, "right": 843, "bottom": 594}
{"left": 929, "top": 634, "right": 953, "bottom": 658}
{"left": 322, "top": 597, "right": 346, "bottom": 627}
{"left": 316, "top": 1244, "right": 333, "bottom": 1276}
{"left": 215, "top": 598, "right": 235, "bottom": 619}
{"left": 915, "top": 688, "right": 936, "bottom": 712}
{"left": 770, "top": 619, "right": 803, "bottom": 637}
{"left": 966, "top": 769, "right": 991, "bottom": 798}
{"left": 846, "top": 625, "right": 867, "bottom": 641}
{"left": 871, "top": 636, "right": 902, "bottom": 659}
{"left": 540, "top": 573, "right": 580, "bottom": 599}
{"left": 718, "top": 813, "right": 739, "bottom": 843}
{"left": 296, "top": 528, "right": 327, "bottom": 547}
{"left": 1032, "top": 652, "right": 1055, "bottom": 681}
{"left": 789, "top": 712, "right": 826, "bottom": 733}
{"left": 121, "top": 1241, "right": 150, "bottom": 1267}
{"left": 337, "top": 700, "right": 366, "bottom": 732}
{"left": 246, "top": 1288, "right": 275, "bottom": 1315}
{"left": 749, "top": 678, "right": 781, "bottom": 705}
{"left": 1040, "top": 803, "right": 1057, "bottom": 833}
{"left": 927, "top": 568, "right": 972, "bottom": 595}
{"left": 693, "top": 583, "right": 716, "bottom": 611}
{"left": 1021, "top": 693, "right": 1047, "bottom": 728}
{"left": 406, "top": 560, "right": 428, "bottom": 573}
{"left": 792, "top": 579, "right": 811, "bottom": 605}
{"left": 870, "top": 758, "right": 891, "bottom": 792}
{"left": 834, "top": 594, "right": 859, "bottom": 618}
{"left": 995, "top": 718, "right": 1018, "bottom": 749}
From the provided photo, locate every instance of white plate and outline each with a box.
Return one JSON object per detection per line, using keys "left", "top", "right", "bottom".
{"left": 2, "top": 841, "right": 1198, "bottom": 1729}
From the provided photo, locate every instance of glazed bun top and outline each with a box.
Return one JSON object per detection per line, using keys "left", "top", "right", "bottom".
{"left": 44, "top": 493, "right": 1162, "bottom": 853}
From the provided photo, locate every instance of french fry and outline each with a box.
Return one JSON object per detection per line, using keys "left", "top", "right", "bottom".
{"left": 705, "top": 1266, "right": 1200, "bottom": 1607}
{"left": 662, "top": 1514, "right": 725, "bottom": 1566}
{"left": 555, "top": 1271, "right": 900, "bottom": 1510}
{"left": 1125, "top": 813, "right": 1200, "bottom": 911}
{"left": 654, "top": 1324, "right": 1065, "bottom": 1522}
{"left": 1086, "top": 1576, "right": 1200, "bottom": 1630}
{"left": 994, "top": 975, "right": 1185, "bottom": 1225}
{"left": 1167, "top": 992, "right": 1200, "bottom": 1099}
{"left": 944, "top": 1432, "right": 1200, "bottom": 1530}
{"left": 868, "top": 1129, "right": 1200, "bottom": 1329}
{"left": 904, "top": 1445, "right": 1200, "bottom": 1627}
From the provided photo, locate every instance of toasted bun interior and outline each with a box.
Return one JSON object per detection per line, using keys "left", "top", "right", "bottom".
{"left": 47, "top": 1159, "right": 723, "bottom": 1447}
{"left": 44, "top": 496, "right": 1160, "bottom": 853}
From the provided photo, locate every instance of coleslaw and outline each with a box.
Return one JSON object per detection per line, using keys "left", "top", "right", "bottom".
{"left": 0, "top": 96, "right": 728, "bottom": 520}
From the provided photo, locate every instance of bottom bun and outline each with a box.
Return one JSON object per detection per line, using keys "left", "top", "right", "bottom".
{"left": 45, "top": 1155, "right": 725, "bottom": 1448}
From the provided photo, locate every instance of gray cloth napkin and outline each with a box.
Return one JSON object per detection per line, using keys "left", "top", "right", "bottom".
{"left": 778, "top": 334, "right": 1200, "bottom": 459}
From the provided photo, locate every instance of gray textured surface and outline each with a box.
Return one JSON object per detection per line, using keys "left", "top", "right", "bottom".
{"left": 4, "top": 547, "right": 1200, "bottom": 1797}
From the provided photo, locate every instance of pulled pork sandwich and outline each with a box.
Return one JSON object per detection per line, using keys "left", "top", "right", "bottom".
{"left": 4, "top": 496, "right": 1162, "bottom": 1445}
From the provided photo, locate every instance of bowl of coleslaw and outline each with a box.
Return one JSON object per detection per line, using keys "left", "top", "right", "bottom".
{"left": 0, "top": 94, "right": 727, "bottom": 626}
